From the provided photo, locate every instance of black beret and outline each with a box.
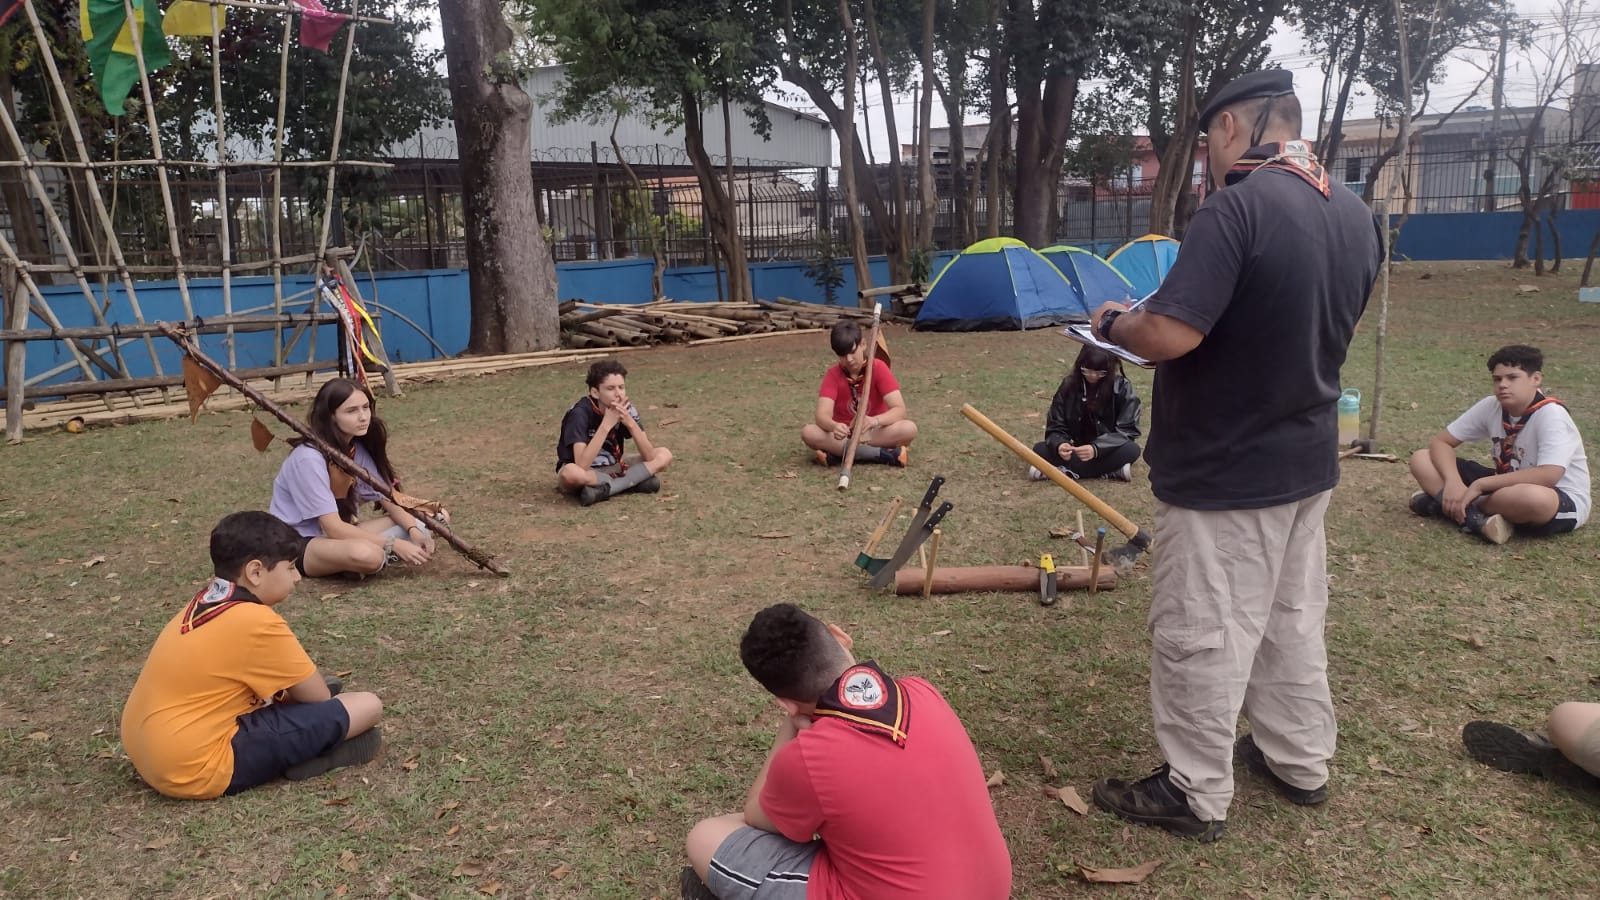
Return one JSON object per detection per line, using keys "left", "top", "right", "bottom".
{"left": 1198, "top": 70, "right": 1295, "bottom": 133}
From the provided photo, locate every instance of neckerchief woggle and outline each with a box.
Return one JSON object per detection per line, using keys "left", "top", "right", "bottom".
{"left": 812, "top": 660, "right": 911, "bottom": 747}
{"left": 180, "top": 577, "right": 263, "bottom": 633}
{"left": 1225, "top": 140, "right": 1330, "bottom": 198}
{"left": 1497, "top": 392, "right": 1564, "bottom": 474}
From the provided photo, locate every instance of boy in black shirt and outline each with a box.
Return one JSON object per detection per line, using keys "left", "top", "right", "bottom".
{"left": 556, "top": 360, "right": 673, "bottom": 506}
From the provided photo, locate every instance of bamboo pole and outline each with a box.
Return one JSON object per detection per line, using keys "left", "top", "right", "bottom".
{"left": 314, "top": 0, "right": 363, "bottom": 261}
{"left": 270, "top": 10, "right": 293, "bottom": 387}
{"left": 24, "top": 360, "right": 331, "bottom": 400}
{"left": 2, "top": 313, "right": 343, "bottom": 342}
{"left": 157, "top": 323, "right": 508, "bottom": 576}
{"left": 4, "top": 262, "right": 25, "bottom": 441}
{"left": 0, "top": 231, "right": 100, "bottom": 381}
{"left": 210, "top": 11, "right": 237, "bottom": 367}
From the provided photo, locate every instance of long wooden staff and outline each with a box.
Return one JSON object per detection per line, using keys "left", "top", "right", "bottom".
{"left": 157, "top": 323, "right": 509, "bottom": 576}
{"left": 836, "top": 304, "right": 883, "bottom": 491}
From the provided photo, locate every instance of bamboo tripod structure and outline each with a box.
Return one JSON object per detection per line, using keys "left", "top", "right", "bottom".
{"left": 0, "top": 0, "right": 397, "bottom": 441}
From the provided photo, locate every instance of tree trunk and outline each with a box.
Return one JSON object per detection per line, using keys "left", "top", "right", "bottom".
{"left": 1369, "top": 0, "right": 1415, "bottom": 446}
{"left": 1148, "top": 11, "right": 1198, "bottom": 237}
{"left": 936, "top": 68, "right": 969, "bottom": 247}
{"left": 1548, "top": 207, "right": 1562, "bottom": 274}
{"left": 835, "top": 0, "right": 874, "bottom": 294}
{"left": 439, "top": 0, "right": 559, "bottom": 354}
{"left": 682, "top": 92, "right": 751, "bottom": 303}
{"left": 862, "top": 0, "right": 909, "bottom": 280}
{"left": 1581, "top": 227, "right": 1600, "bottom": 286}
{"left": 611, "top": 116, "right": 664, "bottom": 301}
{"left": 1012, "top": 70, "right": 1075, "bottom": 247}
{"left": 985, "top": 0, "right": 1006, "bottom": 238}
{"left": 720, "top": 92, "right": 750, "bottom": 301}
{"left": 1319, "top": 20, "right": 1366, "bottom": 165}
{"left": 916, "top": 0, "right": 937, "bottom": 251}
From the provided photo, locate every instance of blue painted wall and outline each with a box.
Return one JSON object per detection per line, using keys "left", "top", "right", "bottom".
{"left": 16, "top": 208, "right": 1565, "bottom": 390}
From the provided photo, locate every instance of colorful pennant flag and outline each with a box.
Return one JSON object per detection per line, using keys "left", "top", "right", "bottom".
{"left": 163, "top": 0, "right": 225, "bottom": 37}
{"left": 291, "top": 0, "right": 348, "bottom": 52}
{"left": 80, "top": 0, "right": 172, "bottom": 115}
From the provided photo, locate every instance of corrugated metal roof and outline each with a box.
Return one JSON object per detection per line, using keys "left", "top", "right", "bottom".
{"left": 388, "top": 65, "right": 831, "bottom": 168}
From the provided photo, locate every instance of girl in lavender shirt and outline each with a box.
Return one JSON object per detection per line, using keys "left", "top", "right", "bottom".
{"left": 270, "top": 378, "right": 445, "bottom": 578}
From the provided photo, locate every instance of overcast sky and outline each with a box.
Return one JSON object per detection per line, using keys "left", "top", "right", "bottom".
{"left": 417, "top": 0, "right": 1578, "bottom": 161}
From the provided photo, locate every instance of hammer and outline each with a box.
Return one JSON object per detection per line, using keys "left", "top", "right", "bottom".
{"left": 1338, "top": 438, "right": 1377, "bottom": 460}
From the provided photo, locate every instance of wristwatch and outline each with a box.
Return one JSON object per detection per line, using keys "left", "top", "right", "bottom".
{"left": 1099, "top": 309, "right": 1124, "bottom": 342}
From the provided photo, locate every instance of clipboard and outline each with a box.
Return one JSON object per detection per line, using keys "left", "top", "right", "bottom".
{"left": 1062, "top": 325, "right": 1155, "bottom": 369}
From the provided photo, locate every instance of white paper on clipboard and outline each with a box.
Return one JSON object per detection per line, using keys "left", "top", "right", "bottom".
{"left": 1061, "top": 325, "right": 1155, "bottom": 368}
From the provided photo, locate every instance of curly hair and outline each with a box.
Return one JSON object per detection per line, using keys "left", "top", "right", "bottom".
{"left": 1487, "top": 345, "right": 1542, "bottom": 375}
{"left": 739, "top": 604, "right": 852, "bottom": 701}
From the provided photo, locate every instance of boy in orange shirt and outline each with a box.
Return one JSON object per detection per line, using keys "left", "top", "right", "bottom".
{"left": 120, "top": 511, "right": 383, "bottom": 799}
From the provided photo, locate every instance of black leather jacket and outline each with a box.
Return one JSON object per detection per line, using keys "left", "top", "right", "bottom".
{"left": 1043, "top": 374, "right": 1142, "bottom": 456}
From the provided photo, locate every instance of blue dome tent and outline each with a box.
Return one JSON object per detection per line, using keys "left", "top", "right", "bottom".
{"left": 913, "top": 238, "right": 1090, "bottom": 331}
{"left": 1106, "top": 234, "right": 1180, "bottom": 298}
{"left": 1039, "top": 245, "right": 1138, "bottom": 308}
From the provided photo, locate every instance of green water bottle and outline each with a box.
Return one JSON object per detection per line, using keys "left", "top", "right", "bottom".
{"left": 1338, "top": 388, "right": 1361, "bottom": 447}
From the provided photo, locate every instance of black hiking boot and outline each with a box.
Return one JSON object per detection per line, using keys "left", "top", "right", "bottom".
{"left": 635, "top": 475, "right": 662, "bottom": 494}
{"left": 1092, "top": 763, "right": 1225, "bottom": 843}
{"left": 1460, "top": 720, "right": 1600, "bottom": 798}
{"left": 578, "top": 482, "right": 612, "bottom": 507}
{"left": 1234, "top": 733, "right": 1328, "bottom": 806}
{"left": 284, "top": 728, "right": 383, "bottom": 782}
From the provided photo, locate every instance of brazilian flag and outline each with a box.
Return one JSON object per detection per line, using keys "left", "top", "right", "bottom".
{"left": 80, "top": 0, "right": 172, "bottom": 115}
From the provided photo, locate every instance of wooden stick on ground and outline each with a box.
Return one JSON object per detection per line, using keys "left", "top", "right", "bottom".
{"left": 1089, "top": 527, "right": 1106, "bottom": 595}
{"left": 156, "top": 323, "right": 509, "bottom": 576}
{"left": 922, "top": 527, "right": 941, "bottom": 599}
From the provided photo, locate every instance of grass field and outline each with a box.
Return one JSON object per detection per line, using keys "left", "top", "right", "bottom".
{"left": 2, "top": 260, "right": 1598, "bottom": 898}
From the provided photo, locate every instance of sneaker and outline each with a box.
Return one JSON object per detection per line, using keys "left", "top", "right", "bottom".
{"left": 815, "top": 450, "right": 842, "bottom": 467}
{"left": 1463, "top": 721, "right": 1565, "bottom": 776}
{"left": 1462, "top": 503, "right": 1513, "bottom": 544}
{"left": 1234, "top": 733, "right": 1327, "bottom": 806}
{"left": 882, "top": 446, "right": 908, "bottom": 467}
{"left": 284, "top": 728, "right": 382, "bottom": 782}
{"left": 635, "top": 475, "right": 662, "bottom": 494}
{"left": 679, "top": 866, "right": 717, "bottom": 900}
{"left": 1101, "top": 463, "right": 1132, "bottom": 482}
{"left": 1028, "top": 466, "right": 1047, "bottom": 481}
{"left": 1091, "top": 763, "right": 1226, "bottom": 842}
{"left": 578, "top": 482, "right": 612, "bottom": 507}
{"left": 1408, "top": 490, "right": 1442, "bottom": 518}
{"left": 322, "top": 672, "right": 343, "bottom": 697}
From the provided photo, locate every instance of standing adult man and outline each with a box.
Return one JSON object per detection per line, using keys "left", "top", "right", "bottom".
{"left": 1086, "top": 70, "right": 1384, "bottom": 842}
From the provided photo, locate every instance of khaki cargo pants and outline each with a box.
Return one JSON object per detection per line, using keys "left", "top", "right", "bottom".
{"left": 1149, "top": 490, "right": 1337, "bottom": 821}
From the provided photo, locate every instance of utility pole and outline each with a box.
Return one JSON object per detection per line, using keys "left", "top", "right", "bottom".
{"left": 1484, "top": 15, "right": 1510, "bottom": 212}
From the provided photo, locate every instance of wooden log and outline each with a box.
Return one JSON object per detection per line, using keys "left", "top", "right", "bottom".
{"left": 894, "top": 564, "right": 1116, "bottom": 595}
{"left": 686, "top": 328, "right": 826, "bottom": 346}
{"left": 4, "top": 262, "right": 24, "bottom": 441}
{"left": 858, "top": 282, "right": 921, "bottom": 299}
{"left": 0, "top": 312, "right": 344, "bottom": 343}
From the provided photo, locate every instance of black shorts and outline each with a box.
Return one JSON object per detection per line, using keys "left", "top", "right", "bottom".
{"left": 294, "top": 535, "right": 313, "bottom": 576}
{"left": 1455, "top": 459, "right": 1579, "bottom": 536}
{"left": 226, "top": 698, "right": 349, "bottom": 795}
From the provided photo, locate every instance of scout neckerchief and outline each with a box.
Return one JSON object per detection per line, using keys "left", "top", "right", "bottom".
{"left": 812, "top": 661, "right": 910, "bottom": 747}
{"left": 179, "top": 577, "right": 263, "bottom": 633}
{"left": 1496, "top": 392, "right": 1564, "bottom": 474}
{"left": 587, "top": 397, "right": 630, "bottom": 472}
{"left": 843, "top": 362, "right": 873, "bottom": 421}
{"left": 1225, "top": 140, "right": 1330, "bottom": 199}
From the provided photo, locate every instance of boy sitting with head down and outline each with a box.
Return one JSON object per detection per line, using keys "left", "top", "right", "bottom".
{"left": 801, "top": 321, "right": 917, "bottom": 468}
{"left": 1408, "top": 344, "right": 1590, "bottom": 544}
{"left": 556, "top": 359, "right": 674, "bottom": 506}
{"left": 682, "top": 603, "right": 1011, "bottom": 900}
{"left": 120, "top": 511, "right": 383, "bottom": 799}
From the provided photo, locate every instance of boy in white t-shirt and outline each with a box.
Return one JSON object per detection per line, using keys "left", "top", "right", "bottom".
{"left": 1407, "top": 345, "right": 1590, "bottom": 544}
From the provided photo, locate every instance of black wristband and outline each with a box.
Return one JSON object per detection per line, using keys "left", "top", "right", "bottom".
{"left": 1100, "top": 309, "right": 1123, "bottom": 342}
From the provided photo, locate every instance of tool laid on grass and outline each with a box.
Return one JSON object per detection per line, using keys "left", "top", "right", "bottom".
{"left": 870, "top": 500, "right": 953, "bottom": 589}
{"left": 853, "top": 495, "right": 904, "bottom": 573}
{"left": 961, "top": 403, "right": 1152, "bottom": 572}
{"left": 1038, "top": 553, "right": 1058, "bottom": 607}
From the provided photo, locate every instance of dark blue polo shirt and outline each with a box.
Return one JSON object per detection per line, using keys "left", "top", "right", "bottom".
{"left": 1141, "top": 166, "right": 1384, "bottom": 510}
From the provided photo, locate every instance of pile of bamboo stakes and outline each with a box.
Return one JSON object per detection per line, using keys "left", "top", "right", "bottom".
{"left": 13, "top": 300, "right": 890, "bottom": 434}
{"left": 559, "top": 298, "right": 900, "bottom": 349}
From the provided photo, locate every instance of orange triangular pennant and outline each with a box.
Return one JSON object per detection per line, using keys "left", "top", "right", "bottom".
{"left": 181, "top": 356, "right": 222, "bottom": 422}
{"left": 250, "top": 417, "right": 274, "bottom": 452}
{"left": 327, "top": 463, "right": 355, "bottom": 500}
{"left": 392, "top": 490, "right": 442, "bottom": 515}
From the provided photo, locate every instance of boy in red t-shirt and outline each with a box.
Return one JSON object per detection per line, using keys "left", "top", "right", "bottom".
{"left": 801, "top": 321, "right": 917, "bottom": 468}
{"left": 682, "top": 604, "right": 1012, "bottom": 900}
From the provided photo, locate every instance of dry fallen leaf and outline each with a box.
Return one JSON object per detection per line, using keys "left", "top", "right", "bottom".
{"left": 1078, "top": 860, "right": 1160, "bottom": 884}
{"left": 323, "top": 797, "right": 352, "bottom": 806}
{"left": 1368, "top": 756, "right": 1402, "bottom": 777}
{"left": 436, "top": 800, "right": 460, "bottom": 819}
{"left": 446, "top": 824, "right": 462, "bottom": 837}
{"left": 144, "top": 836, "right": 175, "bottom": 851}
{"left": 985, "top": 769, "right": 1005, "bottom": 788}
{"left": 549, "top": 863, "right": 572, "bottom": 880}
{"left": 757, "top": 532, "right": 793, "bottom": 539}
{"left": 931, "top": 629, "right": 953, "bottom": 637}
{"left": 26, "top": 731, "right": 49, "bottom": 742}
{"left": 452, "top": 862, "right": 486, "bottom": 878}
{"left": 83, "top": 555, "right": 106, "bottom": 569}
{"left": 338, "top": 850, "right": 359, "bottom": 873}
{"left": 1048, "top": 527, "right": 1073, "bottom": 539}
{"left": 401, "top": 755, "right": 420, "bottom": 772}
{"left": 1058, "top": 786, "right": 1089, "bottom": 816}
{"left": 1452, "top": 633, "right": 1486, "bottom": 650}
{"left": 477, "top": 881, "right": 502, "bottom": 896}
{"left": 1039, "top": 754, "right": 1058, "bottom": 779}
